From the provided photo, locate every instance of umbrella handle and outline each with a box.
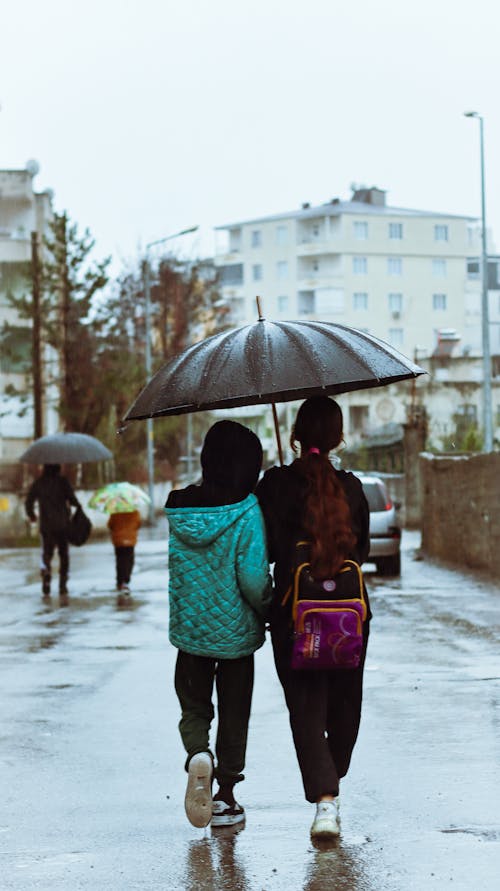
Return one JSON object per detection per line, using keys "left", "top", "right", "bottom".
{"left": 271, "top": 403, "right": 284, "bottom": 466}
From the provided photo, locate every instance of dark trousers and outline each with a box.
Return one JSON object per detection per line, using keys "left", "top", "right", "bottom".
{"left": 115, "top": 546, "right": 135, "bottom": 587}
{"left": 41, "top": 530, "right": 69, "bottom": 590}
{"left": 272, "top": 621, "right": 369, "bottom": 803}
{"left": 174, "top": 649, "right": 254, "bottom": 787}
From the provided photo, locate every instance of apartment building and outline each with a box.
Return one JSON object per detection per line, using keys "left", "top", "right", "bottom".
{"left": 214, "top": 186, "right": 486, "bottom": 356}
{"left": 0, "top": 163, "right": 55, "bottom": 459}
{"left": 214, "top": 188, "right": 500, "bottom": 449}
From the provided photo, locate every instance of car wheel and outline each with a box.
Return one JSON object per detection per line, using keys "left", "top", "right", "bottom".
{"left": 376, "top": 553, "right": 401, "bottom": 576}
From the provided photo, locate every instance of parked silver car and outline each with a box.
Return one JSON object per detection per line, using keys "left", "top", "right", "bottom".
{"left": 357, "top": 474, "right": 401, "bottom": 576}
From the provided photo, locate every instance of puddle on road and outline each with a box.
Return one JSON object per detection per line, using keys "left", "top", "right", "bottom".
{"left": 440, "top": 827, "right": 500, "bottom": 841}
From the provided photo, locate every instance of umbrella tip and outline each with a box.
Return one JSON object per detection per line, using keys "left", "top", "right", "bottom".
{"left": 117, "top": 423, "right": 128, "bottom": 436}
{"left": 256, "top": 295, "right": 265, "bottom": 321}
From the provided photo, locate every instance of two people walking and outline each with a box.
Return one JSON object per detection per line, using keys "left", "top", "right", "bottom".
{"left": 165, "top": 396, "right": 371, "bottom": 840}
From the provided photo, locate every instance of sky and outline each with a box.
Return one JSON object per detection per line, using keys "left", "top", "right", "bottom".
{"left": 1, "top": 0, "right": 499, "bottom": 270}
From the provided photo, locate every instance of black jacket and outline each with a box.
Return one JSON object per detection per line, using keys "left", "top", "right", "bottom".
{"left": 25, "top": 472, "right": 80, "bottom": 534}
{"left": 256, "top": 462, "right": 371, "bottom": 619}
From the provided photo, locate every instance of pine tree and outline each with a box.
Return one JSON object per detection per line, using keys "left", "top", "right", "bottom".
{"left": 41, "top": 211, "right": 110, "bottom": 431}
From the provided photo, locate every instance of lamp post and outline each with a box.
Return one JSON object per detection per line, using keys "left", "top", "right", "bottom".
{"left": 464, "top": 111, "right": 493, "bottom": 452}
{"left": 143, "top": 226, "right": 198, "bottom": 523}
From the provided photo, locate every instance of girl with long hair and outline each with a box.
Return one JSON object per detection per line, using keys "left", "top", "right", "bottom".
{"left": 256, "top": 396, "right": 371, "bottom": 840}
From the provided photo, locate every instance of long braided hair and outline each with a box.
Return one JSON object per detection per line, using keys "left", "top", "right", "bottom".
{"left": 291, "top": 396, "right": 356, "bottom": 578}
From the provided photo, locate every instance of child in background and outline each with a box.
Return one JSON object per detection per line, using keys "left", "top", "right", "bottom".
{"left": 107, "top": 509, "right": 141, "bottom": 606}
{"left": 165, "top": 420, "right": 271, "bottom": 830}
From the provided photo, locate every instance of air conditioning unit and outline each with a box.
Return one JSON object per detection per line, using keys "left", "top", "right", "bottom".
{"left": 391, "top": 310, "right": 401, "bottom": 319}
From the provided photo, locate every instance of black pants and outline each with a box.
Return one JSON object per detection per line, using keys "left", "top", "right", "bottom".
{"left": 272, "top": 620, "right": 369, "bottom": 803}
{"left": 41, "top": 529, "right": 69, "bottom": 591}
{"left": 115, "top": 546, "right": 135, "bottom": 587}
{"left": 174, "top": 649, "right": 254, "bottom": 787}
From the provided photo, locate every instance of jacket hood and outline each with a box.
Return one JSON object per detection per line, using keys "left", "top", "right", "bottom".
{"left": 165, "top": 493, "right": 257, "bottom": 548}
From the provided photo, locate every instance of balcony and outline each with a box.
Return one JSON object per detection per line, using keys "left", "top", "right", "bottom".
{"left": 0, "top": 237, "right": 30, "bottom": 262}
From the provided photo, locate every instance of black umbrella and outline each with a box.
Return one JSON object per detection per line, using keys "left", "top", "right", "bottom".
{"left": 19, "top": 433, "right": 113, "bottom": 464}
{"left": 124, "top": 308, "right": 425, "bottom": 463}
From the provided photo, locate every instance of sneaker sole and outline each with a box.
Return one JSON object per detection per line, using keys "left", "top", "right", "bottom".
{"left": 211, "top": 811, "right": 245, "bottom": 827}
{"left": 185, "top": 755, "right": 212, "bottom": 828}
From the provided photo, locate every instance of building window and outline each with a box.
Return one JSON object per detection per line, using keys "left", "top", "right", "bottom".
{"left": 278, "top": 295, "right": 289, "bottom": 313}
{"left": 312, "top": 259, "right": 319, "bottom": 273}
{"left": 433, "top": 293, "right": 447, "bottom": 310}
{"left": 251, "top": 229, "right": 262, "bottom": 248}
{"left": 298, "top": 291, "right": 315, "bottom": 314}
{"left": 388, "top": 292, "right": 403, "bottom": 313}
{"left": 467, "top": 259, "right": 480, "bottom": 279}
{"left": 276, "top": 225, "right": 288, "bottom": 246}
{"left": 353, "top": 221, "right": 368, "bottom": 240}
{"left": 252, "top": 264, "right": 262, "bottom": 281}
{"left": 353, "top": 292, "right": 368, "bottom": 310}
{"left": 277, "top": 260, "right": 288, "bottom": 279}
{"left": 389, "top": 327, "right": 404, "bottom": 347}
{"left": 387, "top": 257, "right": 402, "bottom": 276}
{"left": 432, "top": 258, "right": 447, "bottom": 277}
{"left": 349, "top": 405, "right": 369, "bottom": 433}
{"left": 352, "top": 256, "right": 367, "bottom": 274}
{"left": 434, "top": 224, "right": 449, "bottom": 241}
{"left": 219, "top": 263, "right": 244, "bottom": 286}
{"left": 454, "top": 403, "right": 477, "bottom": 437}
{"left": 0, "top": 325, "right": 31, "bottom": 373}
{"left": 389, "top": 222, "right": 403, "bottom": 239}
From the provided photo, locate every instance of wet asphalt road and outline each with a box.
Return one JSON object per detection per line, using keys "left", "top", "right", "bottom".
{"left": 1, "top": 527, "right": 499, "bottom": 890}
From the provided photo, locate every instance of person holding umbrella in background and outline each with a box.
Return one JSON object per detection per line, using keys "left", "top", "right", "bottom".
{"left": 88, "top": 481, "right": 149, "bottom": 607}
{"left": 107, "top": 509, "right": 141, "bottom": 606}
{"left": 25, "top": 463, "right": 81, "bottom": 606}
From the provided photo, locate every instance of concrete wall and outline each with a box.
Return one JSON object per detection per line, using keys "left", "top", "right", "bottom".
{"left": 420, "top": 452, "right": 500, "bottom": 577}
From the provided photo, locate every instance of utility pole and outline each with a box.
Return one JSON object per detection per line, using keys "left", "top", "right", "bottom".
{"left": 464, "top": 111, "right": 493, "bottom": 452}
{"left": 30, "top": 231, "right": 43, "bottom": 438}
{"left": 142, "top": 256, "right": 155, "bottom": 524}
{"left": 143, "top": 226, "right": 198, "bottom": 524}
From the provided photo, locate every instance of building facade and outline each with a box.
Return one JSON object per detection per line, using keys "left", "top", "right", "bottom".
{"left": 214, "top": 188, "right": 499, "bottom": 449}
{"left": 0, "top": 164, "right": 56, "bottom": 459}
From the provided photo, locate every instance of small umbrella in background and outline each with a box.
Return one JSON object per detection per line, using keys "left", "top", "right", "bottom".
{"left": 19, "top": 432, "right": 113, "bottom": 464}
{"left": 123, "top": 300, "right": 425, "bottom": 463}
{"left": 88, "top": 482, "right": 151, "bottom": 514}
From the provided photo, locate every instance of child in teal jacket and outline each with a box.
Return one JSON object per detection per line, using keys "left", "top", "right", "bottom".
{"left": 165, "top": 421, "right": 271, "bottom": 830}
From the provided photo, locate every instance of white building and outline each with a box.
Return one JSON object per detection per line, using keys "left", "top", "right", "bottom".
{"left": 214, "top": 187, "right": 486, "bottom": 358}
{"left": 0, "top": 163, "right": 56, "bottom": 459}
{"left": 214, "top": 187, "right": 500, "bottom": 449}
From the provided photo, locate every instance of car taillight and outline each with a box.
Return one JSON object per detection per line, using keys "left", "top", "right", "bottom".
{"left": 388, "top": 526, "right": 401, "bottom": 539}
{"left": 385, "top": 500, "right": 393, "bottom": 511}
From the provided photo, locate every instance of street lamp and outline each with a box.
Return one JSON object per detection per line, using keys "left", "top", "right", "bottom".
{"left": 143, "top": 226, "right": 199, "bottom": 522}
{"left": 464, "top": 111, "right": 493, "bottom": 452}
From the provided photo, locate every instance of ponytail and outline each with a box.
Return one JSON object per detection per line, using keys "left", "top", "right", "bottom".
{"left": 291, "top": 396, "right": 356, "bottom": 577}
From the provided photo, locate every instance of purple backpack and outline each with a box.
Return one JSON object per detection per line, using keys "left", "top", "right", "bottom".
{"left": 287, "top": 542, "right": 367, "bottom": 671}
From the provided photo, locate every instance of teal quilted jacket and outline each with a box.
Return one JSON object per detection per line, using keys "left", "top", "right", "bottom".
{"left": 165, "top": 494, "right": 272, "bottom": 658}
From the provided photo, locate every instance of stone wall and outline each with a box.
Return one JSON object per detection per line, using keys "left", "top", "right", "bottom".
{"left": 420, "top": 452, "right": 500, "bottom": 577}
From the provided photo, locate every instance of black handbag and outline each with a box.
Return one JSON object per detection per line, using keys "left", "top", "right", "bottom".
{"left": 67, "top": 505, "right": 92, "bottom": 546}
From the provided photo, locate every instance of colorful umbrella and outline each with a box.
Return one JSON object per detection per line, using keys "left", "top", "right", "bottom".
{"left": 88, "top": 482, "right": 151, "bottom": 514}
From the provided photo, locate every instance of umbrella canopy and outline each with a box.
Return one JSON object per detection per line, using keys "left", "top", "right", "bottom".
{"left": 19, "top": 432, "right": 113, "bottom": 464}
{"left": 88, "top": 482, "right": 150, "bottom": 514}
{"left": 124, "top": 318, "right": 425, "bottom": 422}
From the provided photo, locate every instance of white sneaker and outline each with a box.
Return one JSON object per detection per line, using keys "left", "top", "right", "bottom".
{"left": 211, "top": 799, "right": 245, "bottom": 827}
{"left": 185, "top": 752, "right": 213, "bottom": 828}
{"left": 310, "top": 798, "right": 340, "bottom": 839}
